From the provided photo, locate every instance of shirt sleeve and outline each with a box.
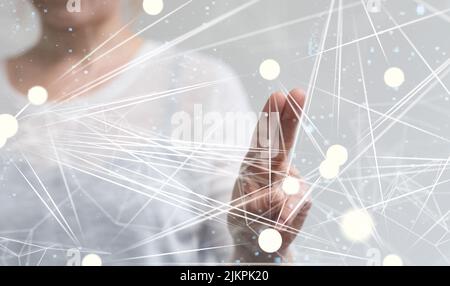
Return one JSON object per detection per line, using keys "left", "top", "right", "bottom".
{"left": 198, "top": 63, "right": 254, "bottom": 263}
{"left": 173, "top": 54, "right": 254, "bottom": 263}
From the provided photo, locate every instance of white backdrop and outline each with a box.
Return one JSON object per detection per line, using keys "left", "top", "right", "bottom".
{"left": 1, "top": 0, "right": 450, "bottom": 265}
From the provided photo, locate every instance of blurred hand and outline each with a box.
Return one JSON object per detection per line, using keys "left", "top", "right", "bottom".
{"left": 228, "top": 89, "right": 312, "bottom": 262}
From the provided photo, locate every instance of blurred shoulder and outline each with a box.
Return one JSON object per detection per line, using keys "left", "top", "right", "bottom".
{"left": 141, "top": 40, "right": 243, "bottom": 86}
{"left": 140, "top": 40, "right": 251, "bottom": 112}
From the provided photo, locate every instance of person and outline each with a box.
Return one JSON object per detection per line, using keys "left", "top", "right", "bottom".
{"left": 0, "top": 0, "right": 311, "bottom": 265}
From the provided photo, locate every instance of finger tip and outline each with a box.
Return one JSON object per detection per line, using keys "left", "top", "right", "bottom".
{"left": 289, "top": 88, "right": 306, "bottom": 102}
{"left": 272, "top": 91, "right": 287, "bottom": 102}
{"left": 264, "top": 91, "right": 287, "bottom": 112}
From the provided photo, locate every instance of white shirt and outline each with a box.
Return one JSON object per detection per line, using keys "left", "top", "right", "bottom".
{"left": 0, "top": 41, "right": 254, "bottom": 265}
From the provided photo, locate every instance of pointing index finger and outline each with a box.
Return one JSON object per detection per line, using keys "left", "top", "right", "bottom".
{"left": 279, "top": 88, "right": 306, "bottom": 157}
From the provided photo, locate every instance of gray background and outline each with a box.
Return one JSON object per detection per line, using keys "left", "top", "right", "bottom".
{"left": 1, "top": 0, "right": 450, "bottom": 265}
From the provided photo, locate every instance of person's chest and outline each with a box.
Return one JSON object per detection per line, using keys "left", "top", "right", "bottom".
{"left": 0, "top": 108, "right": 203, "bottom": 265}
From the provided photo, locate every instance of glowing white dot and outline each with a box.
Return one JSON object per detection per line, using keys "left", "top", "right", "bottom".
{"left": 326, "top": 145, "right": 348, "bottom": 166}
{"left": 259, "top": 59, "right": 280, "bottom": 81}
{"left": 416, "top": 4, "right": 425, "bottom": 16}
{"left": 384, "top": 67, "right": 405, "bottom": 88}
{"left": 0, "top": 114, "right": 19, "bottom": 139}
{"left": 0, "top": 137, "right": 6, "bottom": 149}
{"left": 340, "top": 209, "right": 374, "bottom": 242}
{"left": 27, "top": 86, "right": 48, "bottom": 106}
{"left": 81, "top": 254, "right": 102, "bottom": 266}
{"left": 258, "top": 228, "right": 282, "bottom": 253}
{"left": 383, "top": 254, "right": 403, "bottom": 266}
{"left": 143, "top": 0, "right": 164, "bottom": 16}
{"left": 282, "top": 176, "right": 301, "bottom": 195}
{"left": 319, "top": 160, "right": 340, "bottom": 179}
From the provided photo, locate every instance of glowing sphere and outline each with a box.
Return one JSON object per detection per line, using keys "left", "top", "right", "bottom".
{"left": 259, "top": 59, "right": 281, "bottom": 81}
{"left": 384, "top": 67, "right": 405, "bottom": 88}
{"left": 340, "top": 209, "right": 374, "bottom": 242}
{"left": 28, "top": 86, "right": 48, "bottom": 106}
{"left": 326, "top": 145, "right": 348, "bottom": 166}
{"left": 383, "top": 254, "right": 403, "bottom": 266}
{"left": 282, "top": 176, "right": 301, "bottom": 195}
{"left": 143, "top": 0, "right": 164, "bottom": 16}
{"left": 0, "top": 114, "right": 19, "bottom": 139}
{"left": 319, "top": 160, "right": 340, "bottom": 179}
{"left": 81, "top": 254, "right": 102, "bottom": 266}
{"left": 258, "top": 228, "right": 283, "bottom": 253}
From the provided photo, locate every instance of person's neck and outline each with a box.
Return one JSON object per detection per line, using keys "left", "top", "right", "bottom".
{"left": 31, "top": 13, "right": 127, "bottom": 63}
{"left": 6, "top": 13, "right": 143, "bottom": 100}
